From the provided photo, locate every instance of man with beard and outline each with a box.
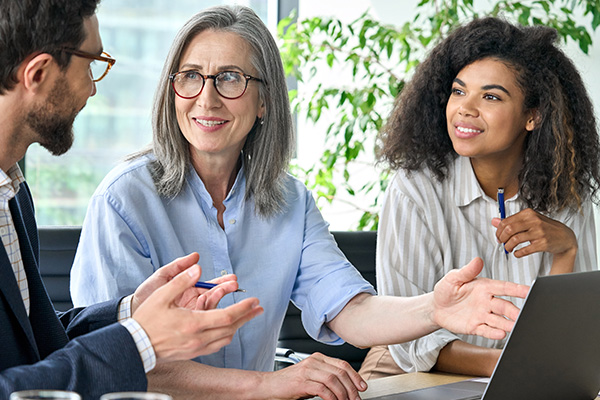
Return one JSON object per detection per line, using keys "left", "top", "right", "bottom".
{"left": 0, "top": 1, "right": 263, "bottom": 398}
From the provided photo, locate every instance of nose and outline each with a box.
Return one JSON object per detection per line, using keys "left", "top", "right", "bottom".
{"left": 195, "top": 79, "right": 222, "bottom": 109}
{"left": 457, "top": 96, "right": 478, "bottom": 117}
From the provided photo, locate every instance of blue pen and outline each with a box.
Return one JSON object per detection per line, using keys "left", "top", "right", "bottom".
{"left": 195, "top": 281, "right": 246, "bottom": 292}
{"left": 497, "top": 188, "right": 509, "bottom": 255}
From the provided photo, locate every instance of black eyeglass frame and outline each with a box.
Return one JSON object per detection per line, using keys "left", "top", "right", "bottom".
{"left": 61, "top": 48, "right": 116, "bottom": 82}
{"left": 168, "top": 70, "right": 264, "bottom": 100}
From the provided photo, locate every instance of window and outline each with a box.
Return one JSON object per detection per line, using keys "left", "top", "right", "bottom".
{"left": 25, "top": 0, "right": 278, "bottom": 225}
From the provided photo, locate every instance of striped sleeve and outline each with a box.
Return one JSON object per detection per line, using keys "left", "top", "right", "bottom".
{"left": 376, "top": 173, "right": 459, "bottom": 372}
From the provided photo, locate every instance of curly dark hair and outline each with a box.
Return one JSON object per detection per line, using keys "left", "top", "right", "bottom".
{"left": 0, "top": 0, "right": 100, "bottom": 94}
{"left": 379, "top": 16, "right": 600, "bottom": 213}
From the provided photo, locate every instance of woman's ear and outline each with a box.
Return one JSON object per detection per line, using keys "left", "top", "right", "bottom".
{"left": 526, "top": 110, "right": 540, "bottom": 132}
{"left": 21, "top": 53, "right": 55, "bottom": 92}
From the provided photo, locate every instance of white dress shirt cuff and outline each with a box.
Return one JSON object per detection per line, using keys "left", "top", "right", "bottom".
{"left": 118, "top": 295, "right": 157, "bottom": 373}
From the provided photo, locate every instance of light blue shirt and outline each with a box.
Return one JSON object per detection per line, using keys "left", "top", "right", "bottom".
{"left": 70, "top": 155, "right": 374, "bottom": 371}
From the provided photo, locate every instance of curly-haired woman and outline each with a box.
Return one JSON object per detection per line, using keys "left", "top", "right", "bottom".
{"left": 360, "top": 16, "right": 600, "bottom": 379}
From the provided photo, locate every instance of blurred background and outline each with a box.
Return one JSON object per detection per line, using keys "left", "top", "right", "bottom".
{"left": 24, "top": 0, "right": 600, "bottom": 233}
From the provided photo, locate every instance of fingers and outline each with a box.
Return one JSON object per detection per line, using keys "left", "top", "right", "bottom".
{"left": 470, "top": 283, "right": 529, "bottom": 340}
{"left": 199, "top": 280, "right": 240, "bottom": 310}
{"left": 185, "top": 298, "right": 263, "bottom": 354}
{"left": 492, "top": 209, "right": 574, "bottom": 256}
{"left": 486, "top": 279, "right": 530, "bottom": 301}
{"left": 488, "top": 296, "right": 521, "bottom": 325}
{"left": 144, "top": 297, "right": 263, "bottom": 362}
{"left": 291, "top": 353, "right": 366, "bottom": 400}
{"left": 207, "top": 274, "right": 238, "bottom": 284}
{"left": 152, "top": 263, "right": 203, "bottom": 305}
{"left": 473, "top": 323, "right": 510, "bottom": 341}
{"left": 155, "top": 252, "right": 201, "bottom": 280}
{"left": 473, "top": 300, "right": 519, "bottom": 340}
{"left": 223, "top": 297, "right": 265, "bottom": 329}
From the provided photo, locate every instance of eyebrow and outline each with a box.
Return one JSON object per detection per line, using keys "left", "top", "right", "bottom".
{"left": 179, "top": 63, "right": 245, "bottom": 72}
{"left": 453, "top": 78, "right": 511, "bottom": 96}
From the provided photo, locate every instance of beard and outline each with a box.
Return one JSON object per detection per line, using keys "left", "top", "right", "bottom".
{"left": 25, "top": 75, "right": 79, "bottom": 156}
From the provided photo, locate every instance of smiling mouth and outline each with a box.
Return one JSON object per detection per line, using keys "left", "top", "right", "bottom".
{"left": 194, "top": 118, "right": 227, "bottom": 127}
{"left": 456, "top": 126, "right": 483, "bottom": 134}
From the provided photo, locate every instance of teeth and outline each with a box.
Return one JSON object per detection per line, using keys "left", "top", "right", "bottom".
{"left": 196, "top": 119, "right": 226, "bottom": 127}
{"left": 456, "top": 126, "right": 482, "bottom": 133}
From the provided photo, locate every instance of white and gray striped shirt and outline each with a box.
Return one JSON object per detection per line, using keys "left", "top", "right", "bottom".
{"left": 377, "top": 156, "right": 597, "bottom": 372}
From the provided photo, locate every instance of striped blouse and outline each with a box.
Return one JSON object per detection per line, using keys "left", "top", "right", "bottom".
{"left": 377, "top": 156, "right": 597, "bottom": 372}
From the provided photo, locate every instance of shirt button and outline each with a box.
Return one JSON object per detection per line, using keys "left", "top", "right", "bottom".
{"left": 229, "top": 219, "right": 236, "bottom": 225}
{"left": 221, "top": 269, "right": 228, "bottom": 276}
{"left": 0, "top": 227, "right": 6, "bottom": 235}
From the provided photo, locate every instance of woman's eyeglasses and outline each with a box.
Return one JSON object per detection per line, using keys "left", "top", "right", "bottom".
{"left": 169, "top": 70, "right": 263, "bottom": 100}
{"left": 61, "top": 48, "right": 116, "bottom": 82}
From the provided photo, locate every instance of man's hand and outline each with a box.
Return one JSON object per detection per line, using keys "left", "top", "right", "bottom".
{"left": 262, "top": 353, "right": 367, "bottom": 400}
{"left": 131, "top": 253, "right": 239, "bottom": 313}
{"left": 132, "top": 255, "right": 263, "bottom": 362}
{"left": 433, "top": 257, "right": 530, "bottom": 340}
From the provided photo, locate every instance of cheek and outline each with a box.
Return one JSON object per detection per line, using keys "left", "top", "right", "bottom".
{"left": 174, "top": 98, "right": 192, "bottom": 123}
{"left": 445, "top": 99, "right": 457, "bottom": 119}
{"left": 445, "top": 103, "right": 456, "bottom": 130}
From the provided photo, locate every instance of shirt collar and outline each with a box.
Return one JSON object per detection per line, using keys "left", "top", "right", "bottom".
{"left": 187, "top": 159, "right": 247, "bottom": 207}
{"left": 451, "top": 156, "right": 488, "bottom": 207}
{"left": 0, "top": 164, "right": 25, "bottom": 201}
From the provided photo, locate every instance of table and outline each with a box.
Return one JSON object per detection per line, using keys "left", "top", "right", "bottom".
{"left": 360, "top": 372, "right": 471, "bottom": 399}
{"left": 359, "top": 372, "right": 600, "bottom": 399}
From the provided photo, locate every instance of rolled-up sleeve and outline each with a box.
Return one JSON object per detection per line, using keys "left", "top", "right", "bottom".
{"left": 291, "top": 189, "right": 375, "bottom": 344}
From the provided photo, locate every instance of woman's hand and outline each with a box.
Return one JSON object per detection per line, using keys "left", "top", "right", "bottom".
{"left": 433, "top": 257, "right": 529, "bottom": 340}
{"left": 492, "top": 208, "right": 577, "bottom": 274}
{"left": 261, "top": 352, "right": 367, "bottom": 400}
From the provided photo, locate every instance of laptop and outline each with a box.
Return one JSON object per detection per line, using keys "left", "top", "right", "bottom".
{"left": 372, "top": 270, "right": 600, "bottom": 400}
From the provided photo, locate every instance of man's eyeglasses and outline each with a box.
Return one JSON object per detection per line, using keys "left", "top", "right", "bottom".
{"left": 169, "top": 70, "right": 263, "bottom": 100}
{"left": 61, "top": 48, "right": 116, "bottom": 82}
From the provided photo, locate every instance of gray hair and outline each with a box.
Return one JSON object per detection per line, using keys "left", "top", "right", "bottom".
{"left": 139, "top": 5, "right": 294, "bottom": 217}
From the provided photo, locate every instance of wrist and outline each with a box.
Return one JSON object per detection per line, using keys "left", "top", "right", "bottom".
{"left": 424, "top": 292, "right": 441, "bottom": 331}
{"left": 551, "top": 246, "right": 578, "bottom": 275}
{"left": 252, "top": 370, "right": 279, "bottom": 400}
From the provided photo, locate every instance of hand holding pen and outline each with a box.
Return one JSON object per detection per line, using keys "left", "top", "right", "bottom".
{"left": 195, "top": 281, "right": 246, "bottom": 292}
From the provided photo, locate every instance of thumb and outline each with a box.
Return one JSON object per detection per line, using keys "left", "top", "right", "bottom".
{"left": 454, "top": 257, "right": 484, "bottom": 284}
{"left": 158, "top": 252, "right": 201, "bottom": 279}
{"left": 154, "top": 264, "right": 202, "bottom": 304}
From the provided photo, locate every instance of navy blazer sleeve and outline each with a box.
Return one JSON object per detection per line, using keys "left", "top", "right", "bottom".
{"left": 0, "top": 183, "right": 147, "bottom": 399}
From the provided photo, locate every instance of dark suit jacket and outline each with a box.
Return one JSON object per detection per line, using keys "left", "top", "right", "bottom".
{"left": 0, "top": 182, "right": 147, "bottom": 399}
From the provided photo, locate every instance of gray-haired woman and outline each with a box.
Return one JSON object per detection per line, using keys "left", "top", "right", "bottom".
{"left": 70, "top": 5, "right": 529, "bottom": 399}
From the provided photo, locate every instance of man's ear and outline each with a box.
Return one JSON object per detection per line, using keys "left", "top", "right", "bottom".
{"left": 20, "top": 53, "right": 55, "bottom": 92}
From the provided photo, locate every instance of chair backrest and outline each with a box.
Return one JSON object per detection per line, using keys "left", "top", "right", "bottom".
{"left": 277, "top": 231, "right": 377, "bottom": 370}
{"left": 38, "top": 226, "right": 80, "bottom": 311}
{"left": 38, "top": 227, "right": 377, "bottom": 369}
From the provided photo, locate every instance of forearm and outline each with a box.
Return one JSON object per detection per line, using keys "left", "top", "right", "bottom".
{"left": 549, "top": 247, "right": 577, "bottom": 275}
{"left": 328, "top": 293, "right": 439, "bottom": 348}
{"left": 433, "top": 340, "right": 501, "bottom": 377}
{"left": 148, "top": 361, "right": 270, "bottom": 400}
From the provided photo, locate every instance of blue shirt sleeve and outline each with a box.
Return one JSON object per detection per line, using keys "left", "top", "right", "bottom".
{"left": 289, "top": 187, "right": 376, "bottom": 344}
